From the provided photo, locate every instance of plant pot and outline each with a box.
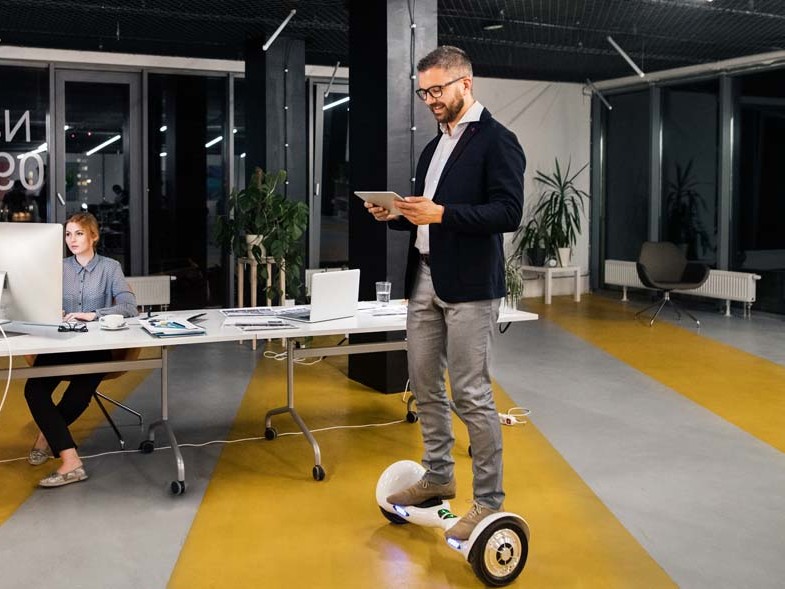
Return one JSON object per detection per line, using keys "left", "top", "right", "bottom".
{"left": 245, "top": 234, "right": 266, "bottom": 259}
{"left": 557, "top": 247, "right": 571, "bottom": 267}
{"left": 526, "top": 247, "right": 547, "bottom": 267}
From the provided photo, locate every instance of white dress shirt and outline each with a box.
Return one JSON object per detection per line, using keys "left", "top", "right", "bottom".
{"left": 416, "top": 100, "right": 484, "bottom": 254}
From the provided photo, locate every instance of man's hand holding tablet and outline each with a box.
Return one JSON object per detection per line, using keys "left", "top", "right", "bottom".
{"left": 355, "top": 191, "right": 405, "bottom": 220}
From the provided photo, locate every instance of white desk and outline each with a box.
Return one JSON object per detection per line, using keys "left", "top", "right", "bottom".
{"left": 261, "top": 303, "right": 538, "bottom": 480}
{"left": 0, "top": 313, "right": 254, "bottom": 494}
{"left": 520, "top": 265, "right": 581, "bottom": 305}
{"left": 0, "top": 304, "right": 537, "bottom": 489}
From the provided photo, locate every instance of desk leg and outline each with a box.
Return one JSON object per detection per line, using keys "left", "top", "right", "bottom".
{"left": 263, "top": 338, "right": 325, "bottom": 481}
{"left": 544, "top": 269, "right": 553, "bottom": 304}
{"left": 141, "top": 347, "right": 187, "bottom": 495}
{"left": 574, "top": 268, "right": 581, "bottom": 302}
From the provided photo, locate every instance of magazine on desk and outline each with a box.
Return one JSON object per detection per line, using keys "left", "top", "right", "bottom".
{"left": 220, "top": 307, "right": 275, "bottom": 318}
{"left": 139, "top": 317, "right": 206, "bottom": 337}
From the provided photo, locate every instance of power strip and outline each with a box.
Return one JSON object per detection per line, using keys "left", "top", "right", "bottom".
{"left": 498, "top": 407, "right": 530, "bottom": 426}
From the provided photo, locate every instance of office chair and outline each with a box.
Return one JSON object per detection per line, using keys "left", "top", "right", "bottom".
{"left": 25, "top": 348, "right": 144, "bottom": 449}
{"left": 635, "top": 241, "right": 710, "bottom": 328}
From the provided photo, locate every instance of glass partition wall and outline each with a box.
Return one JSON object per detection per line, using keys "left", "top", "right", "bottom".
{"left": 0, "top": 66, "right": 49, "bottom": 224}
{"left": 597, "top": 68, "right": 785, "bottom": 314}
{"left": 147, "top": 73, "right": 227, "bottom": 309}
{"left": 733, "top": 70, "right": 785, "bottom": 312}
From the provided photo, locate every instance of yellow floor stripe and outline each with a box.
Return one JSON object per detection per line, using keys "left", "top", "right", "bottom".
{"left": 0, "top": 353, "right": 153, "bottom": 524}
{"left": 527, "top": 295, "right": 785, "bottom": 453}
{"left": 170, "top": 339, "right": 673, "bottom": 588}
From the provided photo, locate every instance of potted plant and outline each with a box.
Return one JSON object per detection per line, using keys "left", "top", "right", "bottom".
{"left": 504, "top": 255, "right": 524, "bottom": 309}
{"left": 214, "top": 167, "right": 309, "bottom": 301}
{"left": 512, "top": 216, "right": 548, "bottom": 266}
{"left": 531, "top": 158, "right": 589, "bottom": 266}
{"left": 665, "top": 159, "right": 712, "bottom": 260}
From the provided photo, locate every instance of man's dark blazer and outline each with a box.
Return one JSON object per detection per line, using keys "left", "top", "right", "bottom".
{"left": 389, "top": 107, "right": 525, "bottom": 303}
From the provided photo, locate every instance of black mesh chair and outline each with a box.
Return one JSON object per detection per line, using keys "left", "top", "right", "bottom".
{"left": 635, "top": 241, "right": 710, "bottom": 327}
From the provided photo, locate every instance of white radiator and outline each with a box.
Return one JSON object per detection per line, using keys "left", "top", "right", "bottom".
{"left": 126, "top": 275, "right": 172, "bottom": 309}
{"left": 603, "top": 260, "right": 761, "bottom": 316}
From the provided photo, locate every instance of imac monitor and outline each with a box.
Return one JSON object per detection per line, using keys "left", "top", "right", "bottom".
{"left": 0, "top": 222, "right": 63, "bottom": 325}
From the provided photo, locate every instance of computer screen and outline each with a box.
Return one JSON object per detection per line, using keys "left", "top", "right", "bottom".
{"left": 0, "top": 222, "right": 63, "bottom": 325}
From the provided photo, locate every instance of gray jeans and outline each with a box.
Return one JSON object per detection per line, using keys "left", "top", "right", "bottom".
{"left": 406, "top": 261, "right": 504, "bottom": 509}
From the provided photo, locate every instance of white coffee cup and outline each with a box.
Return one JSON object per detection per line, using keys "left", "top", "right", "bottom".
{"left": 99, "top": 314, "right": 125, "bottom": 329}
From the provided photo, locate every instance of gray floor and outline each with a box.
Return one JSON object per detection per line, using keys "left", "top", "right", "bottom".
{"left": 492, "top": 299, "right": 785, "bottom": 589}
{"left": 0, "top": 342, "right": 263, "bottom": 589}
{"left": 1, "top": 301, "right": 784, "bottom": 588}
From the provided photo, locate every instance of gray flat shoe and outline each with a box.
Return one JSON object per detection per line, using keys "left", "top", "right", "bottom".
{"left": 38, "top": 466, "right": 88, "bottom": 488}
{"left": 27, "top": 448, "right": 50, "bottom": 466}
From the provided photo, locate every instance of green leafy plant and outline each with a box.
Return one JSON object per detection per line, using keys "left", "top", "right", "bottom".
{"left": 512, "top": 216, "right": 548, "bottom": 266}
{"left": 214, "top": 167, "right": 309, "bottom": 300}
{"left": 665, "top": 159, "right": 712, "bottom": 259}
{"left": 512, "top": 158, "right": 589, "bottom": 266}
{"left": 504, "top": 256, "right": 524, "bottom": 307}
{"left": 533, "top": 158, "right": 589, "bottom": 256}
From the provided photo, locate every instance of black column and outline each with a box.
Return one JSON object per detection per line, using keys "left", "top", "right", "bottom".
{"left": 245, "top": 36, "right": 306, "bottom": 204}
{"left": 243, "top": 36, "right": 307, "bottom": 304}
{"left": 348, "top": 0, "right": 437, "bottom": 393}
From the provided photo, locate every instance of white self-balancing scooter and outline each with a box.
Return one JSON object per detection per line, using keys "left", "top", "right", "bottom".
{"left": 376, "top": 460, "right": 529, "bottom": 587}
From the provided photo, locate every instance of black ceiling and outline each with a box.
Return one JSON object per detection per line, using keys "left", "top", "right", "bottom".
{"left": 1, "top": 0, "right": 784, "bottom": 82}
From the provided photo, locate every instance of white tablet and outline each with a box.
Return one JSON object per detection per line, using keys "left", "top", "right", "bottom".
{"left": 354, "top": 191, "right": 406, "bottom": 215}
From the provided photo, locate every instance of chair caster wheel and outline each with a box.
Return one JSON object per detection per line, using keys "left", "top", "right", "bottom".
{"left": 406, "top": 411, "right": 419, "bottom": 423}
{"left": 312, "top": 465, "right": 325, "bottom": 481}
{"left": 264, "top": 427, "right": 278, "bottom": 440}
{"left": 139, "top": 440, "right": 155, "bottom": 454}
{"left": 170, "top": 480, "right": 186, "bottom": 495}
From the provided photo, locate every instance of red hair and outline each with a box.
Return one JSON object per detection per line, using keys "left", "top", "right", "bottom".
{"left": 65, "top": 212, "right": 100, "bottom": 250}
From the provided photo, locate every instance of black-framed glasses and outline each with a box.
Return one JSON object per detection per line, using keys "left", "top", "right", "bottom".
{"left": 58, "top": 322, "right": 88, "bottom": 333}
{"left": 415, "top": 77, "right": 465, "bottom": 101}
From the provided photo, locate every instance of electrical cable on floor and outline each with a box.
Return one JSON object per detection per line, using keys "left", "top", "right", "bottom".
{"left": 0, "top": 323, "right": 11, "bottom": 420}
{"left": 0, "top": 417, "right": 408, "bottom": 464}
{"left": 262, "top": 349, "right": 323, "bottom": 365}
{"left": 262, "top": 336, "right": 348, "bottom": 365}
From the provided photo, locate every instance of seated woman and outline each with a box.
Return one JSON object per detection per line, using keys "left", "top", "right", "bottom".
{"left": 25, "top": 212, "right": 137, "bottom": 488}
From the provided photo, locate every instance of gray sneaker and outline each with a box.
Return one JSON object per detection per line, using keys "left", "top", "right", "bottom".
{"left": 386, "top": 477, "right": 456, "bottom": 505}
{"left": 445, "top": 502, "right": 501, "bottom": 541}
{"left": 38, "top": 466, "right": 88, "bottom": 488}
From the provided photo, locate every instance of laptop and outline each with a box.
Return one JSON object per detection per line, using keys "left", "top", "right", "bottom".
{"left": 278, "top": 269, "right": 360, "bottom": 323}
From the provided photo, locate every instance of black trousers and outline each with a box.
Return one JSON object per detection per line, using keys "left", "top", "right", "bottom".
{"left": 24, "top": 350, "right": 112, "bottom": 457}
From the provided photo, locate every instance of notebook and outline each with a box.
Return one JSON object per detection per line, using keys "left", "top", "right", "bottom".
{"left": 277, "top": 269, "right": 360, "bottom": 323}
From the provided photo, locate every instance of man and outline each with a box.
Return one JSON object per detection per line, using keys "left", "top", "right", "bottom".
{"left": 365, "top": 46, "right": 525, "bottom": 541}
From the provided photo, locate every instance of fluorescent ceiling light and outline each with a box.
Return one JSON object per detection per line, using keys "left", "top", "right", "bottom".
{"left": 160, "top": 125, "right": 168, "bottom": 132}
{"left": 482, "top": 23, "right": 504, "bottom": 31}
{"left": 159, "top": 152, "right": 167, "bottom": 157}
{"left": 205, "top": 135, "right": 223, "bottom": 148}
{"left": 323, "top": 96, "right": 350, "bottom": 111}
{"left": 85, "top": 134, "right": 121, "bottom": 156}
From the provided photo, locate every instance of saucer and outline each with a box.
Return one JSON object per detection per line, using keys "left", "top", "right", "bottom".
{"left": 100, "top": 323, "right": 128, "bottom": 331}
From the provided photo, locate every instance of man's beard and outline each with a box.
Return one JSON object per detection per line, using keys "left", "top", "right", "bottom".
{"left": 431, "top": 96, "right": 464, "bottom": 124}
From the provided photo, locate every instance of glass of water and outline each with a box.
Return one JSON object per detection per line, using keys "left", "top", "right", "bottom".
{"left": 375, "top": 281, "right": 391, "bottom": 305}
